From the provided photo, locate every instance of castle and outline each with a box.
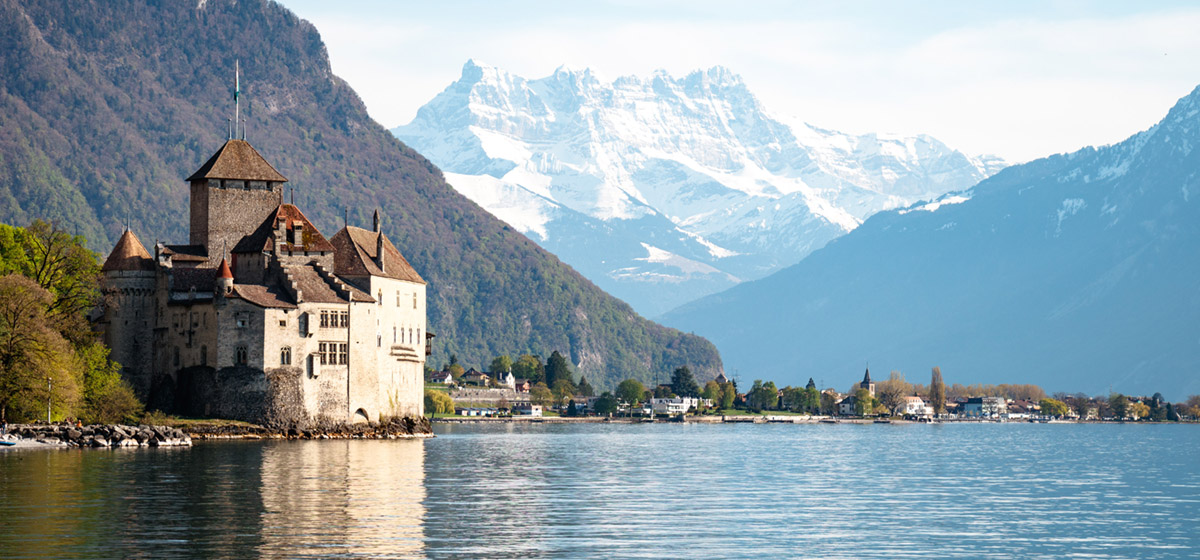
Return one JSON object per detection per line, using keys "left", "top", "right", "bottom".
{"left": 97, "top": 138, "right": 427, "bottom": 426}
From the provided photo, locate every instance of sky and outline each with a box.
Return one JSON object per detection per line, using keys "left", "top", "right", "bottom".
{"left": 276, "top": 1, "right": 1200, "bottom": 163}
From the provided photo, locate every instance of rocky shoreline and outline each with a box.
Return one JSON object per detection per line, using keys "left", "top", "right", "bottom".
{"left": 2, "top": 423, "right": 192, "bottom": 449}
{"left": 0, "top": 417, "right": 433, "bottom": 450}
{"left": 185, "top": 417, "right": 433, "bottom": 440}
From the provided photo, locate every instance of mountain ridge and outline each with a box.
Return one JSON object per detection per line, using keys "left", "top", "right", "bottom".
{"left": 394, "top": 60, "right": 1007, "bottom": 316}
{"left": 662, "top": 84, "right": 1200, "bottom": 399}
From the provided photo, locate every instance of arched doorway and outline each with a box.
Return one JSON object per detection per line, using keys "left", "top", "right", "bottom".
{"left": 352, "top": 408, "right": 369, "bottom": 424}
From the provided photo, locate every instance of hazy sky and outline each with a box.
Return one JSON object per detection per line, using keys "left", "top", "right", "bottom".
{"left": 277, "top": 1, "right": 1200, "bottom": 162}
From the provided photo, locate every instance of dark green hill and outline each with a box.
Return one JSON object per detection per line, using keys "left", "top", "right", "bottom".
{"left": 0, "top": 0, "right": 721, "bottom": 388}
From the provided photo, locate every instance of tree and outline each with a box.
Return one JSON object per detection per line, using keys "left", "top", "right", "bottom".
{"left": 564, "top": 399, "right": 578, "bottom": 417}
{"left": 13, "top": 221, "right": 101, "bottom": 343}
{"left": 577, "top": 376, "right": 595, "bottom": 397}
{"left": 545, "top": 351, "right": 573, "bottom": 388}
{"left": 1184, "top": 395, "right": 1200, "bottom": 419}
{"left": 820, "top": 391, "right": 838, "bottom": 416}
{"left": 670, "top": 366, "right": 701, "bottom": 398}
{"left": 511, "top": 354, "right": 545, "bottom": 384}
{"left": 719, "top": 382, "right": 736, "bottom": 410}
{"left": 78, "top": 342, "right": 141, "bottom": 424}
{"left": 448, "top": 363, "right": 465, "bottom": 377}
{"left": 1109, "top": 393, "right": 1129, "bottom": 419}
{"left": 853, "top": 388, "right": 874, "bottom": 416}
{"left": 653, "top": 385, "right": 675, "bottom": 398}
{"left": 747, "top": 380, "right": 778, "bottom": 412}
{"left": 552, "top": 378, "right": 578, "bottom": 401}
{"left": 594, "top": 392, "right": 619, "bottom": 416}
{"left": 781, "top": 386, "right": 805, "bottom": 412}
{"left": 423, "top": 389, "right": 454, "bottom": 415}
{"left": 701, "top": 380, "right": 721, "bottom": 402}
{"left": 529, "top": 382, "right": 554, "bottom": 408}
{"left": 1128, "top": 401, "right": 1150, "bottom": 420}
{"left": 616, "top": 379, "right": 645, "bottom": 405}
{"left": 929, "top": 367, "right": 946, "bottom": 415}
{"left": 801, "top": 387, "right": 821, "bottom": 414}
{"left": 0, "top": 274, "right": 80, "bottom": 422}
{"left": 489, "top": 354, "right": 513, "bottom": 374}
{"left": 876, "top": 371, "right": 911, "bottom": 414}
{"left": 1040, "top": 398, "right": 1069, "bottom": 417}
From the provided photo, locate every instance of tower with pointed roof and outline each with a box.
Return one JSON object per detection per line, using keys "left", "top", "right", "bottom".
{"left": 98, "top": 229, "right": 158, "bottom": 396}
{"left": 860, "top": 367, "right": 875, "bottom": 397}
{"left": 186, "top": 139, "right": 287, "bottom": 266}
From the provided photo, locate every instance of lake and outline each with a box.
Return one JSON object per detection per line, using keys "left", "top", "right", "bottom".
{"left": 2, "top": 422, "right": 1198, "bottom": 559}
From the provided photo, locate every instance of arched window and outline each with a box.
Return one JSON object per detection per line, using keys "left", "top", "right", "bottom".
{"left": 393, "top": 325, "right": 397, "bottom": 344}
{"left": 236, "top": 346, "right": 248, "bottom": 366}
{"left": 396, "top": 291, "right": 401, "bottom": 306}
{"left": 281, "top": 346, "right": 292, "bottom": 366}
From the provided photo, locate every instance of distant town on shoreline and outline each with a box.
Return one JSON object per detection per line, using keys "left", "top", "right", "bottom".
{"left": 426, "top": 356, "right": 1200, "bottom": 423}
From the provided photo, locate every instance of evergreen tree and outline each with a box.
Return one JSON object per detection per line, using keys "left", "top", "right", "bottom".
{"left": 929, "top": 367, "right": 946, "bottom": 415}
{"left": 670, "top": 366, "right": 701, "bottom": 398}
{"left": 577, "top": 376, "right": 595, "bottom": 397}
{"left": 512, "top": 354, "right": 545, "bottom": 384}
{"left": 594, "top": 392, "right": 619, "bottom": 416}
{"left": 545, "top": 351, "right": 573, "bottom": 388}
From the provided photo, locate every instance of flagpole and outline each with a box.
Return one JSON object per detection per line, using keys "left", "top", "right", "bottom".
{"left": 235, "top": 59, "right": 240, "bottom": 140}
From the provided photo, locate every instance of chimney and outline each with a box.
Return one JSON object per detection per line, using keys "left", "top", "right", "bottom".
{"left": 375, "top": 233, "right": 386, "bottom": 274}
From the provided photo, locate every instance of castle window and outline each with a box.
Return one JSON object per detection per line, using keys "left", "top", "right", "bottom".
{"left": 413, "top": 292, "right": 417, "bottom": 310}
{"left": 409, "top": 328, "right": 414, "bottom": 344}
{"left": 200, "top": 345, "right": 208, "bottom": 366}
{"left": 307, "top": 354, "right": 316, "bottom": 378}
{"left": 208, "top": 179, "right": 221, "bottom": 189}
{"left": 235, "top": 346, "right": 248, "bottom": 366}
{"left": 320, "top": 310, "right": 329, "bottom": 329}
{"left": 377, "top": 290, "right": 382, "bottom": 305}
{"left": 339, "top": 343, "right": 349, "bottom": 365}
{"left": 227, "top": 180, "right": 245, "bottom": 190}
{"left": 339, "top": 311, "right": 349, "bottom": 328}
{"left": 396, "top": 291, "right": 401, "bottom": 306}
{"left": 281, "top": 346, "right": 292, "bottom": 366}
{"left": 393, "top": 326, "right": 397, "bottom": 344}
{"left": 249, "top": 181, "right": 266, "bottom": 190}
{"left": 318, "top": 342, "right": 328, "bottom": 365}
{"left": 377, "top": 334, "right": 381, "bottom": 348}
{"left": 298, "top": 313, "right": 309, "bottom": 336}
{"left": 236, "top": 312, "right": 248, "bottom": 329}
{"left": 417, "top": 328, "right": 421, "bottom": 344}
{"left": 279, "top": 319, "right": 287, "bottom": 328}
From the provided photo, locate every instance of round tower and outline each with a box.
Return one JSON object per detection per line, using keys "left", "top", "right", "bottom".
{"left": 100, "top": 229, "right": 158, "bottom": 398}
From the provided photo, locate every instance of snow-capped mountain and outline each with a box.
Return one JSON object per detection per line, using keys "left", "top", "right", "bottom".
{"left": 393, "top": 60, "right": 1006, "bottom": 316}
{"left": 662, "top": 84, "right": 1200, "bottom": 399}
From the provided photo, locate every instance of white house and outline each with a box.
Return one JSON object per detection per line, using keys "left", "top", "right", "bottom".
{"left": 898, "top": 396, "right": 932, "bottom": 417}
{"left": 512, "top": 403, "right": 543, "bottom": 417}
{"left": 652, "top": 397, "right": 700, "bottom": 415}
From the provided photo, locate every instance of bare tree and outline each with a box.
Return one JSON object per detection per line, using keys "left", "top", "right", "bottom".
{"left": 929, "top": 367, "right": 946, "bottom": 415}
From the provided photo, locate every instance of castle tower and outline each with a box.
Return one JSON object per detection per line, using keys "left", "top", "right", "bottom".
{"left": 186, "top": 139, "right": 287, "bottom": 266}
{"left": 99, "top": 229, "right": 158, "bottom": 398}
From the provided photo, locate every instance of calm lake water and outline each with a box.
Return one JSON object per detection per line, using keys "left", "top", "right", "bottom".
{"left": 1, "top": 422, "right": 1198, "bottom": 559}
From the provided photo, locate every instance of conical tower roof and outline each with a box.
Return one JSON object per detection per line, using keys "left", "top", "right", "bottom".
{"left": 862, "top": 367, "right": 872, "bottom": 385}
{"left": 102, "top": 229, "right": 155, "bottom": 272}
{"left": 216, "top": 257, "right": 233, "bottom": 279}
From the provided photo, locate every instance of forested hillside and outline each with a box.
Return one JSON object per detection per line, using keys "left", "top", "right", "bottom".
{"left": 0, "top": 0, "right": 721, "bottom": 388}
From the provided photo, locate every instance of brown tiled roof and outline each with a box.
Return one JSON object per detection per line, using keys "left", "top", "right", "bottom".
{"left": 172, "top": 268, "right": 217, "bottom": 292}
{"left": 102, "top": 230, "right": 155, "bottom": 272}
{"left": 231, "top": 283, "right": 297, "bottom": 309}
{"left": 286, "top": 264, "right": 346, "bottom": 304}
{"left": 161, "top": 244, "right": 207, "bottom": 262}
{"left": 330, "top": 226, "right": 425, "bottom": 284}
{"left": 216, "top": 258, "right": 233, "bottom": 279}
{"left": 232, "top": 204, "right": 335, "bottom": 254}
{"left": 186, "top": 139, "right": 288, "bottom": 183}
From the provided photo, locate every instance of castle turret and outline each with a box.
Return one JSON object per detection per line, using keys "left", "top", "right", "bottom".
{"left": 187, "top": 139, "right": 287, "bottom": 266}
{"left": 215, "top": 257, "right": 234, "bottom": 304}
{"left": 99, "top": 229, "right": 158, "bottom": 398}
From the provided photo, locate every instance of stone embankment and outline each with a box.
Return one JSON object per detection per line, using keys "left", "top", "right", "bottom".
{"left": 2, "top": 423, "right": 191, "bottom": 449}
{"left": 186, "top": 416, "right": 433, "bottom": 440}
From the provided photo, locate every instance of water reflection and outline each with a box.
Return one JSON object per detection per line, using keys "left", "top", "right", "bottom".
{"left": 0, "top": 440, "right": 426, "bottom": 559}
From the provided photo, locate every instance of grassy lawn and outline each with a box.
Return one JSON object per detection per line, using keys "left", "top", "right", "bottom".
{"left": 424, "top": 384, "right": 451, "bottom": 392}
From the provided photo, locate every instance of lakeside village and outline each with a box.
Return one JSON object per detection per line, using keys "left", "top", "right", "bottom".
{"left": 427, "top": 359, "right": 1200, "bottom": 424}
